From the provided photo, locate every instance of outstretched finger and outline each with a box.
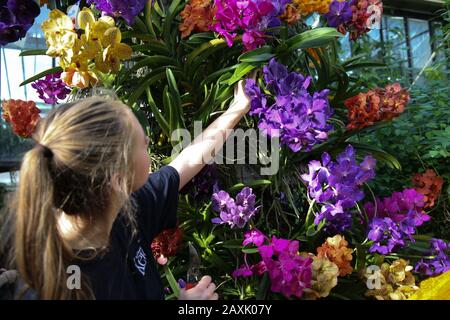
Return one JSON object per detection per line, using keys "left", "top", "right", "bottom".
{"left": 209, "top": 293, "right": 219, "bottom": 300}
{"left": 196, "top": 275, "right": 212, "bottom": 289}
{"left": 206, "top": 282, "right": 217, "bottom": 295}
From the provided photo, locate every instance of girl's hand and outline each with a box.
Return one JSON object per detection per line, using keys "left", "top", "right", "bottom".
{"left": 230, "top": 70, "right": 257, "bottom": 113}
{"left": 230, "top": 80, "right": 251, "bottom": 113}
{"left": 178, "top": 275, "right": 219, "bottom": 300}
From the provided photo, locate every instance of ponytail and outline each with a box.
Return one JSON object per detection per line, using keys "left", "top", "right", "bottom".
{"left": 14, "top": 145, "right": 72, "bottom": 299}
{"left": 7, "top": 98, "right": 137, "bottom": 299}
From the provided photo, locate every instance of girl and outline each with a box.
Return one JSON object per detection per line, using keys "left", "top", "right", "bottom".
{"left": 1, "top": 80, "right": 251, "bottom": 299}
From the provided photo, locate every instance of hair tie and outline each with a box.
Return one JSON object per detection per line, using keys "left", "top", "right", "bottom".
{"left": 34, "top": 141, "right": 54, "bottom": 159}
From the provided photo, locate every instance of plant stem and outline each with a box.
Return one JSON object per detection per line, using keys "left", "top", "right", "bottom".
{"left": 304, "top": 198, "right": 316, "bottom": 228}
{"left": 164, "top": 264, "right": 180, "bottom": 298}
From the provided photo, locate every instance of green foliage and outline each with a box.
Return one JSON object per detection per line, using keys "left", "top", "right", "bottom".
{"left": 354, "top": 12, "right": 450, "bottom": 239}
{"left": 15, "top": 0, "right": 449, "bottom": 300}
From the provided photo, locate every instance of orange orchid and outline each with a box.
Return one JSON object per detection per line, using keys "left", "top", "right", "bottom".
{"left": 317, "top": 235, "right": 354, "bottom": 277}
{"left": 1, "top": 99, "right": 41, "bottom": 138}
{"left": 412, "top": 169, "right": 444, "bottom": 208}
{"left": 345, "top": 83, "right": 409, "bottom": 130}
{"left": 281, "top": 0, "right": 332, "bottom": 24}
{"left": 179, "top": 0, "right": 216, "bottom": 38}
{"left": 280, "top": 4, "right": 301, "bottom": 25}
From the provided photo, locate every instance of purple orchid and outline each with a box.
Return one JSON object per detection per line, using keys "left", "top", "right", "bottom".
{"left": 211, "top": 187, "right": 260, "bottom": 229}
{"left": 31, "top": 72, "right": 71, "bottom": 105}
{"left": 301, "top": 145, "right": 376, "bottom": 233}
{"left": 364, "top": 188, "right": 430, "bottom": 254}
{"left": 415, "top": 238, "right": 450, "bottom": 276}
{"left": 211, "top": 0, "right": 290, "bottom": 50}
{"left": 258, "top": 236, "right": 313, "bottom": 298}
{"left": 243, "top": 228, "right": 266, "bottom": 246}
{"left": 87, "top": 0, "right": 146, "bottom": 25}
{"left": 234, "top": 232, "right": 313, "bottom": 298}
{"left": 324, "top": 0, "right": 353, "bottom": 28}
{"left": 0, "top": 0, "right": 40, "bottom": 46}
{"left": 246, "top": 58, "right": 333, "bottom": 153}
{"left": 368, "top": 217, "right": 405, "bottom": 254}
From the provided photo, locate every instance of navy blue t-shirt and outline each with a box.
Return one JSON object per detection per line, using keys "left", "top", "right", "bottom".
{"left": 77, "top": 166, "right": 180, "bottom": 299}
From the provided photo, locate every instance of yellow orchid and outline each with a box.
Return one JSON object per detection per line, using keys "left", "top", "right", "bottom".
{"left": 77, "top": 8, "right": 131, "bottom": 74}
{"left": 95, "top": 27, "right": 132, "bottom": 74}
{"left": 41, "top": 7, "right": 132, "bottom": 89}
{"left": 304, "top": 255, "right": 339, "bottom": 300}
{"left": 41, "top": 9, "right": 78, "bottom": 68}
{"left": 78, "top": 8, "right": 115, "bottom": 34}
{"left": 364, "top": 259, "right": 419, "bottom": 300}
{"left": 62, "top": 62, "right": 99, "bottom": 89}
{"left": 77, "top": 8, "right": 115, "bottom": 59}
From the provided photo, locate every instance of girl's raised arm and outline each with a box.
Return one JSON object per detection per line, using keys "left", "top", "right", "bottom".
{"left": 169, "top": 80, "right": 251, "bottom": 190}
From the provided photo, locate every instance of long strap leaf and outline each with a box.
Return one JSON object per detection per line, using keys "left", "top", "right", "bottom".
{"left": 20, "top": 66, "right": 63, "bottom": 86}
{"left": 145, "top": 87, "right": 169, "bottom": 137}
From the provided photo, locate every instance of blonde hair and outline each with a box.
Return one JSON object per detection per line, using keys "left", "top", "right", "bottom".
{"left": 5, "top": 97, "right": 138, "bottom": 299}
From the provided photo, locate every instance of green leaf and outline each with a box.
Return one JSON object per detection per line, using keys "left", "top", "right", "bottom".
{"left": 131, "top": 40, "right": 171, "bottom": 55}
{"left": 144, "top": 0, "right": 156, "bottom": 37}
{"left": 351, "top": 142, "right": 402, "bottom": 170}
{"left": 162, "top": 0, "right": 183, "bottom": 42}
{"left": 186, "top": 38, "right": 235, "bottom": 80}
{"left": 162, "top": 85, "right": 170, "bottom": 116}
{"left": 256, "top": 273, "right": 270, "bottom": 300}
{"left": 139, "top": 55, "right": 175, "bottom": 69}
{"left": 153, "top": 0, "right": 165, "bottom": 17}
{"left": 215, "top": 86, "right": 233, "bottom": 105}
{"left": 163, "top": 88, "right": 174, "bottom": 135}
{"left": 204, "top": 234, "right": 216, "bottom": 246}
{"left": 242, "top": 248, "right": 259, "bottom": 254}
{"left": 185, "top": 32, "right": 216, "bottom": 46}
{"left": 163, "top": 265, "right": 180, "bottom": 298}
{"left": 238, "top": 46, "right": 275, "bottom": 63}
{"left": 221, "top": 238, "right": 244, "bottom": 249}
{"left": 130, "top": 103, "right": 149, "bottom": 133}
{"left": 120, "top": 55, "right": 175, "bottom": 83}
{"left": 187, "top": 38, "right": 227, "bottom": 66}
{"left": 19, "top": 66, "right": 63, "bottom": 86}
{"left": 127, "top": 67, "right": 168, "bottom": 106}
{"left": 222, "top": 244, "right": 244, "bottom": 249}
{"left": 195, "top": 84, "right": 219, "bottom": 122}
{"left": 282, "top": 181, "right": 301, "bottom": 218}
{"left": 19, "top": 49, "right": 47, "bottom": 56}
{"left": 132, "top": 16, "right": 149, "bottom": 33}
{"left": 227, "top": 179, "right": 272, "bottom": 193}
{"left": 306, "top": 219, "right": 325, "bottom": 237}
{"left": 145, "top": 87, "right": 169, "bottom": 137}
{"left": 344, "top": 62, "right": 386, "bottom": 72}
{"left": 284, "top": 27, "right": 343, "bottom": 52}
{"left": 341, "top": 53, "right": 366, "bottom": 67}
{"left": 227, "top": 62, "right": 257, "bottom": 86}
{"left": 200, "top": 65, "right": 238, "bottom": 87}
{"left": 166, "top": 68, "right": 185, "bottom": 129}
{"left": 123, "top": 32, "right": 153, "bottom": 41}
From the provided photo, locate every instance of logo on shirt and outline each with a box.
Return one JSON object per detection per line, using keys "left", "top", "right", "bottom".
{"left": 134, "top": 246, "right": 147, "bottom": 276}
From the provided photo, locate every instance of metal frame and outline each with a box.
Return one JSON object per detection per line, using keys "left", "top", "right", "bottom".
{"left": 383, "top": 0, "right": 446, "bottom": 22}
{"left": 346, "top": 1, "right": 446, "bottom": 83}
